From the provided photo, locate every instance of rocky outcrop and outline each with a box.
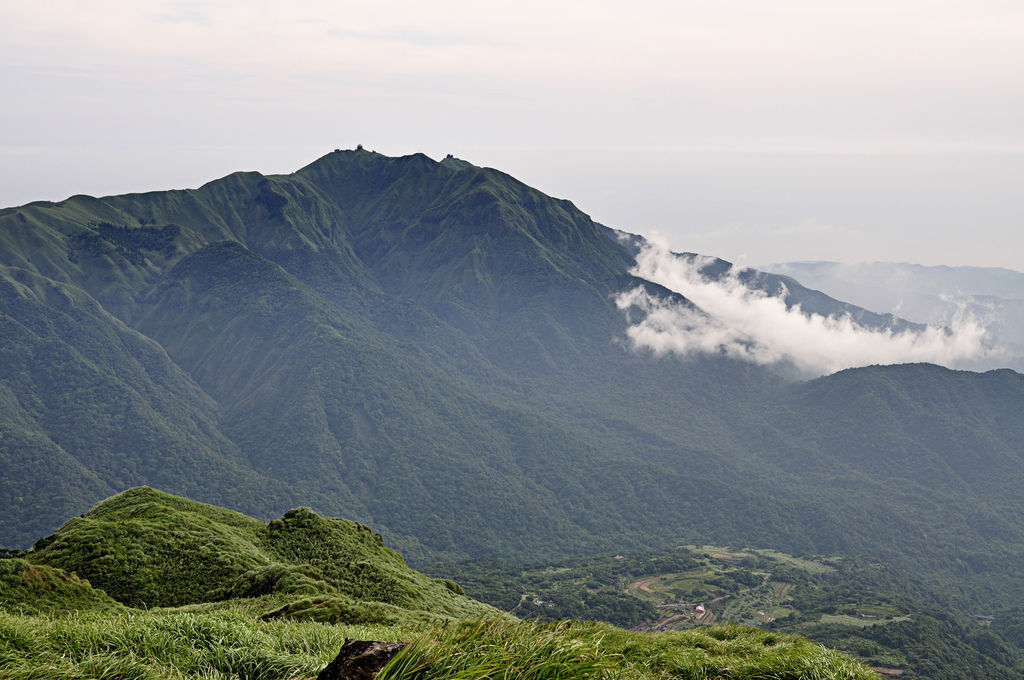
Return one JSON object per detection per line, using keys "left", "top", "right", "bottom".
{"left": 316, "top": 638, "right": 409, "bottom": 680}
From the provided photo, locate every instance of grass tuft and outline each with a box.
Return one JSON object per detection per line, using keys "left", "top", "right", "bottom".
{"left": 378, "top": 616, "right": 619, "bottom": 680}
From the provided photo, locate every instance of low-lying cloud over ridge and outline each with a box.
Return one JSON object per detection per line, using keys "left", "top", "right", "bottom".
{"left": 616, "top": 240, "right": 994, "bottom": 377}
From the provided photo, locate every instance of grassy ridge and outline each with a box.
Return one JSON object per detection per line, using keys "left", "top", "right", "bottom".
{"left": 26, "top": 487, "right": 491, "bottom": 621}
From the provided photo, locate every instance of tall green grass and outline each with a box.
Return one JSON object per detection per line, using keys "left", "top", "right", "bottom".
{"left": 378, "top": 617, "right": 619, "bottom": 680}
{"left": 1, "top": 604, "right": 875, "bottom": 680}
{"left": 603, "top": 623, "right": 877, "bottom": 679}
{"left": 0, "top": 607, "right": 407, "bottom": 680}
{"left": 376, "top": 617, "right": 877, "bottom": 680}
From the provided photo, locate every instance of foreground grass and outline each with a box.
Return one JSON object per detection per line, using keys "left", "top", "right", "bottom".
{"left": 381, "top": 617, "right": 877, "bottom": 680}
{"left": 0, "top": 607, "right": 876, "bottom": 680}
{"left": 0, "top": 607, "right": 405, "bottom": 680}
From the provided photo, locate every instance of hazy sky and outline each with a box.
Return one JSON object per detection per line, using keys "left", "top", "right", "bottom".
{"left": 2, "top": 1, "right": 1022, "bottom": 269}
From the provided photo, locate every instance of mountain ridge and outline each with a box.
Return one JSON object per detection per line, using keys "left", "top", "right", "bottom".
{"left": 1, "top": 149, "right": 1022, "bottom": 623}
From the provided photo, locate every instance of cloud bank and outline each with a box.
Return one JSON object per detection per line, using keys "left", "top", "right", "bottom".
{"left": 616, "top": 241, "right": 993, "bottom": 377}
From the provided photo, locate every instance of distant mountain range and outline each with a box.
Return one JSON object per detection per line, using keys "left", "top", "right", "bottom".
{"left": 2, "top": 149, "right": 1022, "bottom": 624}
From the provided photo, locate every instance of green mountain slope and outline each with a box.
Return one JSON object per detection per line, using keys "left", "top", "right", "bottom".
{"left": 0, "top": 266, "right": 293, "bottom": 547}
{"left": 0, "top": 150, "right": 783, "bottom": 562}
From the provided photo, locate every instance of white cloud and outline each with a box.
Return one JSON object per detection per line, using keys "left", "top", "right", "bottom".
{"left": 616, "top": 240, "right": 994, "bottom": 376}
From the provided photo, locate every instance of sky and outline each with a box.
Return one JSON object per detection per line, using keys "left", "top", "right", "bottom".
{"left": 2, "top": 0, "right": 1022, "bottom": 270}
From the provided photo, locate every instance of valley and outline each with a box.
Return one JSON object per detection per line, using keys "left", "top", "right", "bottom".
{"left": 433, "top": 545, "right": 1018, "bottom": 678}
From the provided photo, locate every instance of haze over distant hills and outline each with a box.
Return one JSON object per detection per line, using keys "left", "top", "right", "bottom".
{"left": 1, "top": 149, "right": 1022, "bottom": 629}
{"left": 761, "top": 261, "right": 1024, "bottom": 372}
